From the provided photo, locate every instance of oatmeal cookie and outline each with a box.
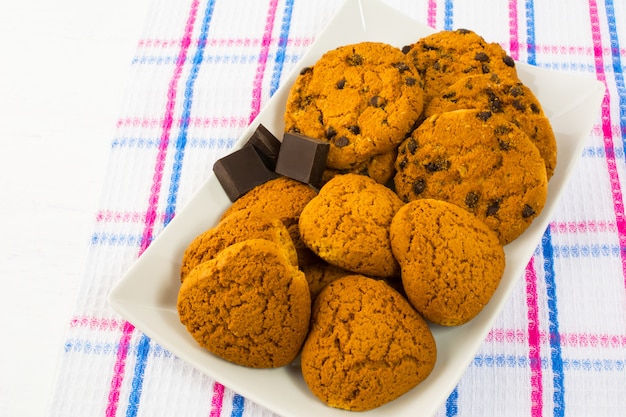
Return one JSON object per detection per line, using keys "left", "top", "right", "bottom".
{"left": 177, "top": 239, "right": 311, "bottom": 368}
{"left": 221, "top": 176, "right": 318, "bottom": 265}
{"left": 299, "top": 174, "right": 404, "bottom": 277}
{"left": 180, "top": 210, "right": 297, "bottom": 282}
{"left": 390, "top": 199, "right": 505, "bottom": 326}
{"left": 301, "top": 275, "right": 436, "bottom": 411}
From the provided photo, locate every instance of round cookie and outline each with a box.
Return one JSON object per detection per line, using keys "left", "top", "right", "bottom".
{"left": 301, "top": 275, "right": 437, "bottom": 411}
{"left": 394, "top": 109, "right": 548, "bottom": 245}
{"left": 180, "top": 210, "right": 297, "bottom": 282}
{"left": 390, "top": 199, "right": 505, "bottom": 326}
{"left": 299, "top": 173, "right": 404, "bottom": 278}
{"left": 403, "top": 28, "right": 518, "bottom": 105}
{"left": 221, "top": 176, "right": 318, "bottom": 265}
{"left": 177, "top": 239, "right": 311, "bottom": 368}
{"left": 284, "top": 42, "right": 424, "bottom": 170}
{"left": 425, "top": 73, "right": 557, "bottom": 178}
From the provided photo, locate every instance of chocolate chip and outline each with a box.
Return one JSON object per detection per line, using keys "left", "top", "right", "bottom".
{"left": 412, "top": 179, "right": 426, "bottom": 195}
{"left": 530, "top": 103, "right": 540, "bottom": 114}
{"left": 443, "top": 91, "right": 457, "bottom": 99}
{"left": 486, "top": 200, "right": 501, "bottom": 216}
{"left": 512, "top": 99, "right": 526, "bottom": 111}
{"left": 509, "top": 85, "right": 523, "bottom": 97}
{"left": 406, "top": 138, "right": 418, "bottom": 154}
{"left": 477, "top": 111, "right": 493, "bottom": 121}
{"left": 300, "top": 67, "right": 312, "bottom": 75}
{"left": 347, "top": 125, "right": 360, "bottom": 135}
{"left": 336, "top": 78, "right": 346, "bottom": 89}
{"left": 405, "top": 77, "right": 417, "bottom": 86}
{"left": 402, "top": 44, "right": 413, "bottom": 54}
{"left": 502, "top": 55, "right": 515, "bottom": 67}
{"left": 481, "top": 64, "right": 491, "bottom": 74}
{"left": 334, "top": 136, "right": 350, "bottom": 148}
{"left": 424, "top": 160, "right": 450, "bottom": 172}
{"left": 494, "top": 125, "right": 513, "bottom": 135}
{"left": 393, "top": 62, "right": 411, "bottom": 73}
{"left": 398, "top": 157, "right": 408, "bottom": 170}
{"left": 475, "top": 52, "right": 490, "bottom": 62}
{"left": 346, "top": 53, "right": 363, "bottom": 66}
{"left": 457, "top": 28, "right": 471, "bottom": 34}
{"left": 326, "top": 126, "right": 337, "bottom": 140}
{"left": 369, "top": 96, "right": 386, "bottom": 108}
{"left": 490, "top": 97, "right": 504, "bottom": 113}
{"left": 498, "top": 140, "right": 511, "bottom": 151}
{"left": 522, "top": 204, "right": 536, "bottom": 218}
{"left": 465, "top": 191, "right": 480, "bottom": 209}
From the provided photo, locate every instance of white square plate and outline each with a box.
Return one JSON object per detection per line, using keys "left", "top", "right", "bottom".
{"left": 109, "top": 0, "right": 605, "bottom": 415}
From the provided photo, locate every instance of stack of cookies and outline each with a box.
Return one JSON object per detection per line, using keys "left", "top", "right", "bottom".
{"left": 176, "top": 28, "right": 556, "bottom": 412}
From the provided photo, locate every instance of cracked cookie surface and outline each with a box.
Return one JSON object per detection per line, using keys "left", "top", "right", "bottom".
{"left": 390, "top": 199, "right": 505, "bottom": 326}
{"left": 177, "top": 239, "right": 311, "bottom": 368}
{"left": 394, "top": 109, "right": 548, "bottom": 244}
{"left": 221, "top": 176, "right": 318, "bottom": 265}
{"left": 301, "top": 275, "right": 436, "bottom": 411}
{"left": 180, "top": 209, "right": 297, "bottom": 282}
{"left": 284, "top": 42, "right": 424, "bottom": 170}
{"left": 299, "top": 173, "right": 404, "bottom": 277}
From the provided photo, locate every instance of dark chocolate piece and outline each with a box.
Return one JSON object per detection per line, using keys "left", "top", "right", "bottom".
{"left": 245, "top": 124, "right": 281, "bottom": 170}
{"left": 275, "top": 132, "right": 329, "bottom": 189}
{"left": 213, "top": 144, "right": 280, "bottom": 202}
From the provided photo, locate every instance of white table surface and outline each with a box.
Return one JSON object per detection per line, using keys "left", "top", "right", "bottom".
{"left": 0, "top": 1, "right": 150, "bottom": 416}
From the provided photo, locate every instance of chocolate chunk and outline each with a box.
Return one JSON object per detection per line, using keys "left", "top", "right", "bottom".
{"left": 275, "top": 132, "right": 329, "bottom": 189}
{"left": 326, "top": 126, "right": 337, "bottom": 140}
{"left": 406, "top": 138, "right": 418, "bottom": 154}
{"left": 405, "top": 77, "right": 417, "bottom": 86}
{"left": 336, "top": 78, "right": 346, "bottom": 89}
{"left": 511, "top": 99, "right": 526, "bottom": 111}
{"left": 213, "top": 144, "right": 280, "bottom": 202}
{"left": 393, "top": 62, "right": 411, "bottom": 73}
{"left": 401, "top": 45, "right": 413, "bottom": 54}
{"left": 245, "top": 124, "right": 281, "bottom": 170}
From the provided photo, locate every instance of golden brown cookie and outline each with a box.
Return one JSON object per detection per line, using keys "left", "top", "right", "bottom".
{"left": 284, "top": 42, "right": 424, "bottom": 170}
{"left": 180, "top": 210, "right": 297, "bottom": 282}
{"left": 177, "top": 239, "right": 311, "bottom": 368}
{"left": 394, "top": 109, "right": 548, "bottom": 244}
{"left": 425, "top": 73, "right": 557, "bottom": 178}
{"left": 299, "top": 174, "right": 404, "bottom": 277}
{"left": 221, "top": 176, "right": 318, "bottom": 265}
{"left": 404, "top": 28, "right": 518, "bottom": 106}
{"left": 390, "top": 199, "right": 505, "bottom": 326}
{"left": 301, "top": 275, "right": 437, "bottom": 411}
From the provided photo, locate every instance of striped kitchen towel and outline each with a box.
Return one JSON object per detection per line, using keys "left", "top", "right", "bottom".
{"left": 47, "top": 1, "right": 626, "bottom": 416}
